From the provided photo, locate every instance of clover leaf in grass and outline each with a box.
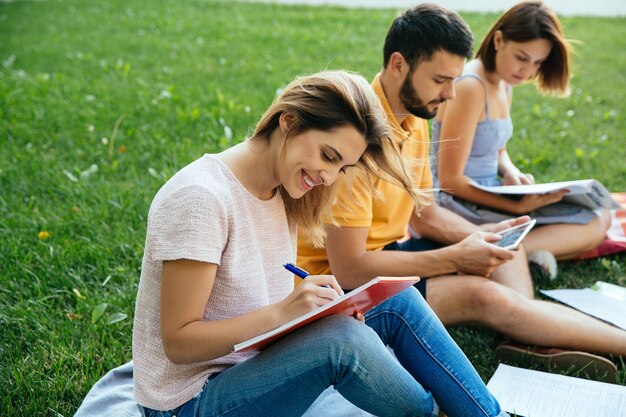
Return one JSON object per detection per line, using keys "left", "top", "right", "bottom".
{"left": 91, "top": 303, "right": 108, "bottom": 324}
{"left": 106, "top": 312, "right": 128, "bottom": 325}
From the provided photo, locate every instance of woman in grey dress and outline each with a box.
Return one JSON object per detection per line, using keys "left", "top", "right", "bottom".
{"left": 431, "top": 1, "right": 610, "bottom": 273}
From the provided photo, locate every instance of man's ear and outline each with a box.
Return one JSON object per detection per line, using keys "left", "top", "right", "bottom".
{"left": 388, "top": 52, "right": 409, "bottom": 79}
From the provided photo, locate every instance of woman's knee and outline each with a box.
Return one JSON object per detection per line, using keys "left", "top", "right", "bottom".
{"left": 311, "top": 315, "right": 383, "bottom": 355}
{"left": 583, "top": 210, "right": 610, "bottom": 250}
{"left": 373, "top": 286, "right": 431, "bottom": 317}
{"left": 365, "top": 287, "right": 443, "bottom": 343}
{"left": 597, "top": 210, "right": 611, "bottom": 236}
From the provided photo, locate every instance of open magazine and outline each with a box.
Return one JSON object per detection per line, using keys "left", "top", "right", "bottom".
{"left": 470, "top": 179, "right": 620, "bottom": 210}
{"left": 233, "top": 276, "right": 419, "bottom": 352}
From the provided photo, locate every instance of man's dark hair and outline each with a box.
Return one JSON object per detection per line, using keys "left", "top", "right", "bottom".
{"left": 383, "top": 3, "right": 473, "bottom": 69}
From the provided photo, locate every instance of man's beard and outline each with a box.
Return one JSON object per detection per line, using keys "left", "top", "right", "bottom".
{"left": 399, "top": 73, "right": 443, "bottom": 120}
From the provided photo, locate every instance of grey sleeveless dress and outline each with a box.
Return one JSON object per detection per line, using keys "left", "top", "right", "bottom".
{"left": 431, "top": 73, "right": 595, "bottom": 225}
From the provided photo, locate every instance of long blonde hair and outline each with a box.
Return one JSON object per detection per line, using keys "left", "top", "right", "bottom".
{"left": 251, "top": 70, "right": 427, "bottom": 247}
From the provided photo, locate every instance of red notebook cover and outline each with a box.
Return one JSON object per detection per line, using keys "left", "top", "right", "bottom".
{"left": 233, "top": 276, "right": 420, "bottom": 352}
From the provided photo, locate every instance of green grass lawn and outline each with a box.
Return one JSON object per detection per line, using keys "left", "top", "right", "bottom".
{"left": 1, "top": 0, "right": 624, "bottom": 415}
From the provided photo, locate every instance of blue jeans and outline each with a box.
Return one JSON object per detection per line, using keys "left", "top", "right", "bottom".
{"left": 141, "top": 288, "right": 507, "bottom": 417}
{"left": 365, "top": 287, "right": 507, "bottom": 417}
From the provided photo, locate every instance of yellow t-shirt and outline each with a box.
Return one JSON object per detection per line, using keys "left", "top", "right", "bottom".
{"left": 297, "top": 74, "right": 432, "bottom": 275}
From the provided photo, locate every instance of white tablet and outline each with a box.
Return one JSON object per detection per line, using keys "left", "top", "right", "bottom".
{"left": 494, "top": 219, "right": 537, "bottom": 250}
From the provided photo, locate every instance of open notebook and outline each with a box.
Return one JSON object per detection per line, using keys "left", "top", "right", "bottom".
{"left": 233, "top": 276, "right": 419, "bottom": 352}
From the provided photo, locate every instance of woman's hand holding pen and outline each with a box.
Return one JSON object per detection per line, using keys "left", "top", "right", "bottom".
{"left": 278, "top": 275, "right": 344, "bottom": 323}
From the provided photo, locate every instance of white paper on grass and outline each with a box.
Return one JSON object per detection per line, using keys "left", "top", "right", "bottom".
{"left": 591, "top": 280, "right": 626, "bottom": 302}
{"left": 540, "top": 288, "right": 626, "bottom": 330}
{"left": 487, "top": 364, "right": 626, "bottom": 417}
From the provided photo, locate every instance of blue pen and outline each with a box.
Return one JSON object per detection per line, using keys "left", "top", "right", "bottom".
{"left": 284, "top": 262, "right": 310, "bottom": 278}
{"left": 284, "top": 263, "right": 332, "bottom": 288}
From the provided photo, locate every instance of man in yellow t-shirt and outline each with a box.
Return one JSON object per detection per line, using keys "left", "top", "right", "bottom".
{"left": 297, "top": 72, "right": 433, "bottom": 278}
{"left": 297, "top": 4, "right": 626, "bottom": 373}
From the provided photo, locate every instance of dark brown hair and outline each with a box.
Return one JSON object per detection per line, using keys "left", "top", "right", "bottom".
{"left": 383, "top": 3, "right": 473, "bottom": 70}
{"left": 477, "top": 1, "right": 571, "bottom": 96}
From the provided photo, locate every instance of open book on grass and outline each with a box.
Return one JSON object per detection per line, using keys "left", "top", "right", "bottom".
{"left": 470, "top": 179, "right": 620, "bottom": 210}
{"left": 233, "top": 276, "right": 419, "bottom": 352}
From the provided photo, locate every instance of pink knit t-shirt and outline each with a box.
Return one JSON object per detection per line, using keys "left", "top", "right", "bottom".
{"left": 132, "top": 154, "right": 296, "bottom": 410}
